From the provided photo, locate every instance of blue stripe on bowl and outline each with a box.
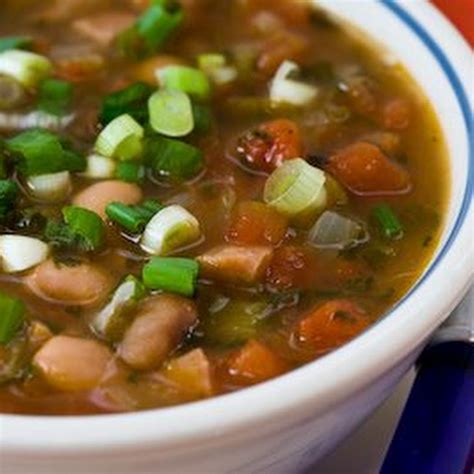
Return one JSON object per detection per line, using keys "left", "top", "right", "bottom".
{"left": 379, "top": 0, "right": 473, "bottom": 312}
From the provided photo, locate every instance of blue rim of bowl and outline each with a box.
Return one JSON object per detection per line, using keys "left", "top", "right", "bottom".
{"left": 378, "top": 0, "right": 473, "bottom": 313}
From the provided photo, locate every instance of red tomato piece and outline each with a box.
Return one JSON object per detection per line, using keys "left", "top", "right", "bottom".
{"left": 236, "top": 119, "right": 302, "bottom": 173}
{"left": 326, "top": 142, "right": 412, "bottom": 196}
{"left": 226, "top": 201, "right": 288, "bottom": 246}
{"left": 382, "top": 98, "right": 411, "bottom": 130}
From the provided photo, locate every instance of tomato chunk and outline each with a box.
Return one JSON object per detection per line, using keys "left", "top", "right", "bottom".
{"left": 326, "top": 142, "right": 412, "bottom": 196}
{"left": 382, "top": 98, "right": 411, "bottom": 130}
{"left": 298, "top": 299, "right": 370, "bottom": 352}
{"left": 227, "top": 340, "right": 287, "bottom": 384}
{"left": 226, "top": 201, "right": 288, "bottom": 246}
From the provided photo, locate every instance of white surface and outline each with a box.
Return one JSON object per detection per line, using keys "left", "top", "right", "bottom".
{"left": 0, "top": 2, "right": 473, "bottom": 473}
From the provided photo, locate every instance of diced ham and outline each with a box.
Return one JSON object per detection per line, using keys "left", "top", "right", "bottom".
{"left": 33, "top": 336, "right": 112, "bottom": 391}
{"left": 119, "top": 294, "right": 198, "bottom": 370}
{"left": 197, "top": 245, "right": 273, "bottom": 285}
{"left": 73, "top": 12, "right": 136, "bottom": 47}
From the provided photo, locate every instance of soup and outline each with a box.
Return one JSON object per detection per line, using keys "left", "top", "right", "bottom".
{"left": 0, "top": 0, "right": 447, "bottom": 415}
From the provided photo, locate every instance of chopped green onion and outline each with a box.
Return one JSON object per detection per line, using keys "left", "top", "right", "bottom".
{"left": 26, "top": 171, "right": 71, "bottom": 203}
{"left": 140, "top": 199, "right": 164, "bottom": 215}
{"left": 99, "top": 82, "right": 154, "bottom": 125}
{"left": 0, "top": 179, "right": 18, "bottom": 221}
{"left": 95, "top": 113, "right": 144, "bottom": 161}
{"left": 0, "top": 291, "right": 25, "bottom": 344}
{"left": 192, "top": 103, "right": 212, "bottom": 133}
{"left": 142, "top": 257, "right": 199, "bottom": 297}
{"left": 157, "top": 65, "right": 211, "bottom": 101}
{"left": 144, "top": 136, "right": 203, "bottom": 181}
{"left": 0, "top": 235, "right": 49, "bottom": 273}
{"left": 106, "top": 202, "right": 147, "bottom": 233}
{"left": 197, "top": 53, "right": 226, "bottom": 71}
{"left": 148, "top": 89, "right": 194, "bottom": 137}
{"left": 373, "top": 204, "right": 404, "bottom": 239}
{"left": 264, "top": 158, "right": 327, "bottom": 220}
{"left": 0, "top": 36, "right": 32, "bottom": 54}
{"left": 197, "top": 53, "right": 237, "bottom": 86}
{"left": 118, "top": 2, "right": 183, "bottom": 59}
{"left": 140, "top": 204, "right": 201, "bottom": 256}
{"left": 7, "top": 129, "right": 85, "bottom": 176}
{"left": 62, "top": 206, "right": 105, "bottom": 251}
{"left": 38, "top": 79, "right": 73, "bottom": 116}
{"left": 84, "top": 154, "right": 116, "bottom": 179}
{"left": 91, "top": 275, "right": 145, "bottom": 340}
{"left": 0, "top": 50, "right": 52, "bottom": 89}
{"left": 115, "top": 161, "right": 145, "bottom": 183}
{"left": 0, "top": 76, "right": 26, "bottom": 110}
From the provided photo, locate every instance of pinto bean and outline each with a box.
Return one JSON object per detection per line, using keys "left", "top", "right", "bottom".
{"left": 25, "top": 259, "right": 114, "bottom": 306}
{"left": 197, "top": 245, "right": 273, "bottom": 285}
{"left": 119, "top": 294, "right": 198, "bottom": 371}
{"left": 73, "top": 180, "right": 143, "bottom": 219}
{"left": 33, "top": 336, "right": 112, "bottom": 391}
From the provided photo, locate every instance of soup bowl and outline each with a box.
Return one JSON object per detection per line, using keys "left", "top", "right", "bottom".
{"left": 1, "top": 1, "right": 472, "bottom": 473}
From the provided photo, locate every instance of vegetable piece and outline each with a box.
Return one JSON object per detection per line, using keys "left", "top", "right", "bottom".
{"left": 140, "top": 205, "right": 201, "bottom": 256}
{"left": 0, "top": 50, "right": 52, "bottom": 88}
{"left": 201, "top": 298, "right": 270, "bottom": 346}
{"left": 227, "top": 340, "right": 286, "bottom": 384}
{"left": 0, "top": 235, "right": 49, "bottom": 273}
{"left": 99, "top": 81, "right": 154, "bottom": 125}
{"left": 106, "top": 202, "right": 147, "bottom": 233}
{"left": 326, "top": 142, "right": 412, "bottom": 196}
{"left": 33, "top": 336, "right": 112, "bottom": 391}
{"left": 236, "top": 119, "right": 302, "bottom": 173}
{"left": 164, "top": 348, "right": 213, "bottom": 397}
{"left": 26, "top": 171, "right": 71, "bottom": 203}
{"left": 119, "top": 294, "right": 198, "bottom": 370}
{"left": 0, "top": 76, "right": 26, "bottom": 110}
{"left": 0, "top": 36, "right": 32, "bottom": 53}
{"left": 0, "top": 291, "right": 25, "bottom": 344}
{"left": 91, "top": 275, "right": 145, "bottom": 340}
{"left": 38, "top": 79, "right": 73, "bottom": 116}
{"left": 25, "top": 259, "right": 114, "bottom": 306}
{"left": 7, "top": 129, "right": 85, "bottom": 176}
{"left": 0, "top": 110, "right": 75, "bottom": 132}
{"left": 198, "top": 53, "right": 237, "bottom": 86}
{"left": 84, "top": 154, "right": 117, "bottom": 179}
{"left": 382, "top": 98, "right": 411, "bottom": 130}
{"left": 297, "top": 299, "right": 369, "bottom": 351}
{"left": 142, "top": 257, "right": 199, "bottom": 297}
{"left": 148, "top": 89, "right": 194, "bottom": 137}
{"left": 372, "top": 203, "right": 404, "bottom": 239}
{"left": 192, "top": 103, "right": 212, "bottom": 133}
{"left": 131, "top": 54, "right": 186, "bottom": 84}
{"left": 73, "top": 180, "right": 143, "bottom": 219}
{"left": 270, "top": 61, "right": 318, "bottom": 106}
{"left": 118, "top": 2, "right": 184, "bottom": 59}
{"left": 264, "top": 158, "right": 327, "bottom": 221}
{"left": 226, "top": 201, "right": 288, "bottom": 246}
{"left": 115, "top": 161, "right": 145, "bottom": 183}
{"left": 197, "top": 245, "right": 273, "bottom": 285}
{"left": 62, "top": 206, "right": 105, "bottom": 251}
{"left": 308, "top": 211, "right": 368, "bottom": 250}
{"left": 95, "top": 113, "right": 144, "bottom": 161}
{"left": 0, "top": 180, "right": 19, "bottom": 220}
{"left": 157, "top": 65, "right": 211, "bottom": 100}
{"left": 145, "top": 136, "right": 203, "bottom": 181}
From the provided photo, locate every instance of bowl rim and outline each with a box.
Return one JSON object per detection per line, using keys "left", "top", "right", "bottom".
{"left": 1, "top": 0, "right": 473, "bottom": 457}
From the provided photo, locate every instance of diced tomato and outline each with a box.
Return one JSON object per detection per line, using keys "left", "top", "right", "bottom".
{"left": 226, "top": 201, "right": 288, "bottom": 246}
{"left": 326, "top": 142, "right": 412, "bottom": 196}
{"left": 257, "top": 31, "right": 309, "bottom": 76}
{"left": 345, "top": 77, "right": 378, "bottom": 117}
{"left": 227, "top": 340, "right": 287, "bottom": 384}
{"left": 236, "top": 119, "right": 302, "bottom": 173}
{"left": 298, "top": 299, "right": 370, "bottom": 351}
{"left": 382, "top": 98, "right": 411, "bottom": 130}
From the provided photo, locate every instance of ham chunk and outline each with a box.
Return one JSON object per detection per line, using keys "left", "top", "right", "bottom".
{"left": 33, "top": 336, "right": 112, "bottom": 391}
{"left": 197, "top": 245, "right": 273, "bottom": 285}
{"left": 73, "top": 12, "right": 136, "bottom": 47}
{"left": 119, "top": 294, "right": 198, "bottom": 370}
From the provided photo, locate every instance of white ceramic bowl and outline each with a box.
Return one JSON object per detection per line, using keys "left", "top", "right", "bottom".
{"left": 1, "top": 2, "right": 473, "bottom": 473}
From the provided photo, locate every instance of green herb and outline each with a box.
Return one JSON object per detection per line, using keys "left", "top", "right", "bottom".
{"left": 0, "top": 291, "right": 25, "bottom": 344}
{"left": 372, "top": 203, "right": 404, "bottom": 239}
{"left": 62, "top": 206, "right": 105, "bottom": 251}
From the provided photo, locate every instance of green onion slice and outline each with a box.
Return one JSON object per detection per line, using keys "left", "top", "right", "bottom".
{"left": 157, "top": 65, "right": 211, "bottom": 101}
{"left": 38, "top": 79, "right": 73, "bottom": 116}
{"left": 142, "top": 257, "right": 199, "bottom": 297}
{"left": 264, "top": 158, "right": 327, "bottom": 219}
{"left": 106, "top": 202, "right": 148, "bottom": 233}
{"left": 115, "top": 161, "right": 145, "bottom": 183}
{"left": 0, "top": 291, "right": 25, "bottom": 344}
{"left": 0, "top": 36, "right": 32, "bottom": 53}
{"left": 0, "top": 49, "right": 52, "bottom": 89}
{"left": 372, "top": 203, "right": 404, "bottom": 240}
{"left": 95, "top": 113, "right": 144, "bottom": 161}
{"left": 148, "top": 89, "right": 194, "bottom": 137}
{"left": 62, "top": 206, "right": 105, "bottom": 251}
